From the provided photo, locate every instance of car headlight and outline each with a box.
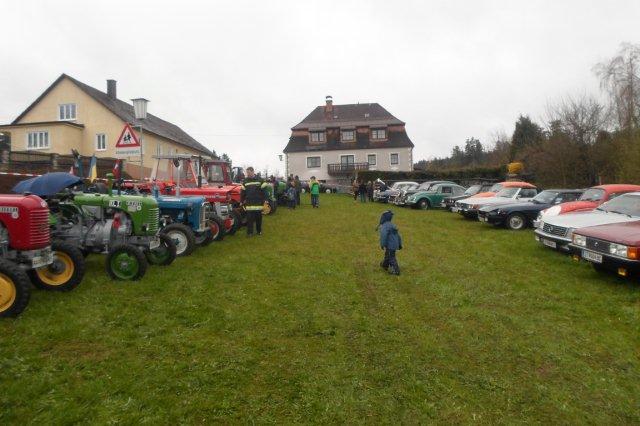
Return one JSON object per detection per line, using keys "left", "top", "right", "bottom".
{"left": 572, "top": 234, "right": 587, "bottom": 247}
{"left": 472, "top": 204, "right": 480, "bottom": 209}
{"left": 610, "top": 243, "right": 628, "bottom": 257}
{"left": 566, "top": 228, "right": 575, "bottom": 240}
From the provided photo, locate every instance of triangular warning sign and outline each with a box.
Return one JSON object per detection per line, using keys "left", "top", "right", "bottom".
{"left": 116, "top": 123, "right": 140, "bottom": 148}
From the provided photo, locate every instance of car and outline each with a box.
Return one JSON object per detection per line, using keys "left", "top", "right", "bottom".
{"left": 405, "top": 183, "right": 466, "bottom": 210}
{"left": 534, "top": 184, "right": 640, "bottom": 227}
{"left": 534, "top": 191, "right": 640, "bottom": 252}
{"left": 374, "top": 181, "right": 418, "bottom": 203}
{"left": 393, "top": 180, "right": 457, "bottom": 206}
{"left": 569, "top": 221, "right": 640, "bottom": 278}
{"left": 477, "top": 189, "right": 583, "bottom": 230}
{"left": 470, "top": 181, "right": 533, "bottom": 199}
{"left": 441, "top": 183, "right": 494, "bottom": 211}
{"left": 455, "top": 183, "right": 538, "bottom": 218}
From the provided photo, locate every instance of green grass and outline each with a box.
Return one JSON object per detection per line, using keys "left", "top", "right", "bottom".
{"left": 1, "top": 194, "right": 639, "bottom": 423}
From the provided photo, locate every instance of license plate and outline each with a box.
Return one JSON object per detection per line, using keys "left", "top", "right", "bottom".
{"left": 451, "top": 207, "right": 459, "bottom": 213}
{"left": 150, "top": 237, "right": 160, "bottom": 250}
{"left": 32, "top": 250, "right": 53, "bottom": 268}
{"left": 542, "top": 239, "right": 557, "bottom": 249}
{"left": 582, "top": 250, "right": 603, "bottom": 263}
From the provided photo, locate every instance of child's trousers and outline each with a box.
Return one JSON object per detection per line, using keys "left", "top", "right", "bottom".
{"left": 381, "top": 249, "right": 400, "bottom": 274}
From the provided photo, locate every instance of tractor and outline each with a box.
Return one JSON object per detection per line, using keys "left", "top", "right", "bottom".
{"left": 48, "top": 179, "right": 176, "bottom": 281}
{"left": 0, "top": 194, "right": 85, "bottom": 318}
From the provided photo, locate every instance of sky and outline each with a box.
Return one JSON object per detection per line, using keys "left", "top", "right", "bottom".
{"left": 1, "top": 0, "right": 639, "bottom": 175}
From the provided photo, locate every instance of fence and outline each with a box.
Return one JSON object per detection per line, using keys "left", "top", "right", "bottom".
{"left": 0, "top": 150, "right": 127, "bottom": 178}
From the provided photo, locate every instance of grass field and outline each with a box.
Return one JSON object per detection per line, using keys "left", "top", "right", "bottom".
{"left": 1, "top": 194, "right": 639, "bottom": 423}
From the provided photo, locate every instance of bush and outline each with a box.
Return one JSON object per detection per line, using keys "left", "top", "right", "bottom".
{"left": 357, "top": 166, "right": 506, "bottom": 184}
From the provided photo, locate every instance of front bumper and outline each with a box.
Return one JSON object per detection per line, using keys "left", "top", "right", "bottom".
{"left": 477, "top": 210, "right": 507, "bottom": 225}
{"left": 456, "top": 205, "right": 479, "bottom": 218}
{"left": 568, "top": 243, "right": 640, "bottom": 275}
{"left": 18, "top": 247, "right": 54, "bottom": 270}
{"left": 534, "top": 229, "right": 571, "bottom": 252}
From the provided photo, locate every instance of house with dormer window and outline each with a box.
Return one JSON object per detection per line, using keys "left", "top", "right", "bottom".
{"left": 283, "top": 96, "right": 414, "bottom": 184}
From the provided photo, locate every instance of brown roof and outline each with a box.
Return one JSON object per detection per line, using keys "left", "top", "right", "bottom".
{"left": 284, "top": 127, "right": 414, "bottom": 153}
{"left": 292, "top": 102, "right": 405, "bottom": 130}
{"left": 11, "top": 74, "right": 215, "bottom": 157}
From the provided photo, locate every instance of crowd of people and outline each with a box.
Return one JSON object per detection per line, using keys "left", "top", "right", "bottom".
{"left": 352, "top": 179, "right": 375, "bottom": 202}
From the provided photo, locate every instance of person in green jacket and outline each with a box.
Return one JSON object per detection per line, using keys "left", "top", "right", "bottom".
{"left": 309, "top": 176, "right": 320, "bottom": 208}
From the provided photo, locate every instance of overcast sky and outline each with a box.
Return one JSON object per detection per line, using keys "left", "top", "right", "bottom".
{"left": 1, "top": 0, "right": 638, "bottom": 174}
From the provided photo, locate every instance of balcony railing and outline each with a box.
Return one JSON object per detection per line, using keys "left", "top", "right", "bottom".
{"left": 327, "top": 162, "right": 370, "bottom": 175}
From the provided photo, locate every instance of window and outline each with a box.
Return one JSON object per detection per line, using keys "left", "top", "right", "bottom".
{"left": 519, "top": 188, "right": 537, "bottom": 198}
{"left": 341, "top": 130, "right": 355, "bottom": 141}
{"left": 367, "top": 154, "right": 376, "bottom": 166}
{"left": 340, "top": 155, "right": 354, "bottom": 165}
{"left": 96, "top": 133, "right": 106, "bottom": 151}
{"left": 156, "top": 143, "right": 163, "bottom": 156}
{"left": 58, "top": 103, "right": 76, "bottom": 120}
{"left": 27, "top": 131, "right": 49, "bottom": 149}
{"left": 310, "top": 131, "right": 325, "bottom": 143}
{"left": 440, "top": 186, "right": 453, "bottom": 194}
{"left": 371, "top": 128, "right": 386, "bottom": 140}
{"left": 307, "top": 156, "right": 321, "bottom": 168}
{"left": 390, "top": 153, "right": 399, "bottom": 165}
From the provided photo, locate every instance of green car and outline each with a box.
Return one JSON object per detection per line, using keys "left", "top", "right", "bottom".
{"left": 405, "top": 183, "right": 466, "bottom": 209}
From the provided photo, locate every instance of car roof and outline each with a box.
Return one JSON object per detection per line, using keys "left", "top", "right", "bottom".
{"left": 501, "top": 181, "right": 536, "bottom": 188}
{"left": 591, "top": 184, "right": 640, "bottom": 192}
{"left": 540, "top": 188, "right": 584, "bottom": 193}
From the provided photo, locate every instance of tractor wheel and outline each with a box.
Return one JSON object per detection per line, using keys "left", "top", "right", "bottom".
{"left": 195, "top": 228, "right": 213, "bottom": 246}
{"left": 145, "top": 234, "right": 177, "bottom": 266}
{"left": 106, "top": 244, "right": 148, "bottom": 281}
{"left": 161, "top": 223, "right": 196, "bottom": 257}
{"left": 506, "top": 213, "right": 527, "bottom": 230}
{"left": 0, "top": 259, "right": 31, "bottom": 318}
{"left": 204, "top": 215, "right": 225, "bottom": 242}
{"left": 418, "top": 199, "right": 430, "bottom": 210}
{"left": 226, "top": 210, "right": 242, "bottom": 235}
{"left": 30, "top": 241, "right": 86, "bottom": 291}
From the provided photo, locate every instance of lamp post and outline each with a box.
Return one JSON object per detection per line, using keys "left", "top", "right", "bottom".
{"left": 131, "top": 98, "right": 149, "bottom": 180}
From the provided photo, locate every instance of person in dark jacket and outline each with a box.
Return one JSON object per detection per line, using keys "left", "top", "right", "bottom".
{"left": 378, "top": 210, "right": 402, "bottom": 275}
{"left": 358, "top": 181, "right": 367, "bottom": 202}
{"left": 241, "top": 166, "right": 268, "bottom": 236}
{"left": 294, "top": 175, "right": 301, "bottom": 206}
{"left": 367, "top": 181, "right": 374, "bottom": 202}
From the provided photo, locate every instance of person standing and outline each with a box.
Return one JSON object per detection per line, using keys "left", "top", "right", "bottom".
{"left": 309, "top": 176, "right": 320, "bottom": 208}
{"left": 378, "top": 210, "right": 402, "bottom": 275}
{"left": 294, "top": 175, "right": 301, "bottom": 206}
{"left": 352, "top": 179, "right": 359, "bottom": 201}
{"left": 367, "top": 181, "right": 374, "bottom": 202}
{"left": 241, "top": 166, "right": 267, "bottom": 236}
{"left": 358, "top": 180, "right": 367, "bottom": 202}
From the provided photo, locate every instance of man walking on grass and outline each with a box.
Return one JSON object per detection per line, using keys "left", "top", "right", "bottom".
{"left": 241, "top": 166, "right": 268, "bottom": 236}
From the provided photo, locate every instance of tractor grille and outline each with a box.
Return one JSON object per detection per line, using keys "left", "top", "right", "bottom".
{"left": 200, "top": 202, "right": 208, "bottom": 229}
{"left": 148, "top": 207, "right": 159, "bottom": 234}
{"left": 585, "top": 237, "right": 611, "bottom": 254}
{"left": 542, "top": 222, "right": 568, "bottom": 237}
{"left": 29, "top": 209, "right": 51, "bottom": 246}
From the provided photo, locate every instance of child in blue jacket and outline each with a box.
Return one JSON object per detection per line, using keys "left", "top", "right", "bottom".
{"left": 378, "top": 210, "right": 402, "bottom": 275}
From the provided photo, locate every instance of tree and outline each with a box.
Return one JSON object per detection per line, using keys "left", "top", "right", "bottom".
{"left": 463, "top": 137, "right": 483, "bottom": 165}
{"left": 220, "top": 153, "right": 232, "bottom": 165}
{"left": 593, "top": 42, "right": 640, "bottom": 131}
{"left": 510, "top": 115, "right": 544, "bottom": 161}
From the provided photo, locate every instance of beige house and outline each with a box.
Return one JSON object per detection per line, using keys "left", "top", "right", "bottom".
{"left": 0, "top": 74, "right": 214, "bottom": 179}
{"left": 283, "top": 97, "right": 414, "bottom": 185}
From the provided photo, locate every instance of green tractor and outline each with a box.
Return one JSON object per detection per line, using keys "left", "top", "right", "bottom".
{"left": 49, "top": 180, "right": 176, "bottom": 281}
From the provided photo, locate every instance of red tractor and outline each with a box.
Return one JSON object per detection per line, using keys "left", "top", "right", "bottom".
{"left": 0, "top": 194, "right": 85, "bottom": 317}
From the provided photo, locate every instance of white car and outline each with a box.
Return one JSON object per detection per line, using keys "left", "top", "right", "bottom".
{"left": 455, "top": 186, "right": 538, "bottom": 217}
{"left": 534, "top": 191, "right": 640, "bottom": 252}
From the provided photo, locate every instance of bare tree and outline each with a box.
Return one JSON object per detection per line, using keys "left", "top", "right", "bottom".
{"left": 545, "top": 94, "right": 607, "bottom": 145}
{"left": 593, "top": 42, "right": 640, "bottom": 131}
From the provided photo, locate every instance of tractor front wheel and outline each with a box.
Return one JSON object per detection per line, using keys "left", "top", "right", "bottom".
{"left": 0, "top": 259, "right": 30, "bottom": 318}
{"left": 30, "top": 241, "right": 86, "bottom": 291}
{"left": 202, "top": 215, "right": 225, "bottom": 243}
{"left": 226, "top": 210, "right": 242, "bottom": 235}
{"left": 145, "top": 234, "right": 177, "bottom": 266}
{"left": 161, "top": 223, "right": 196, "bottom": 257}
{"left": 106, "top": 244, "right": 148, "bottom": 281}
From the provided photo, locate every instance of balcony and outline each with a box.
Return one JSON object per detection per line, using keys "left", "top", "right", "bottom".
{"left": 327, "top": 162, "right": 370, "bottom": 175}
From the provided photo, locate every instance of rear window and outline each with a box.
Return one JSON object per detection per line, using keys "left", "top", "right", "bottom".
{"left": 579, "top": 188, "right": 605, "bottom": 202}
{"left": 490, "top": 183, "right": 503, "bottom": 192}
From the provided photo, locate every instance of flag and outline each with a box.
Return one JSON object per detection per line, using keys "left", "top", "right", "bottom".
{"left": 113, "top": 159, "right": 122, "bottom": 180}
{"left": 88, "top": 155, "right": 97, "bottom": 181}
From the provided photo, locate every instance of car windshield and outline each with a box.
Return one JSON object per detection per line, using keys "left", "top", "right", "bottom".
{"left": 464, "top": 185, "right": 482, "bottom": 195}
{"left": 489, "top": 183, "right": 503, "bottom": 192}
{"left": 532, "top": 190, "right": 559, "bottom": 204}
{"left": 579, "top": 188, "right": 605, "bottom": 202}
{"left": 496, "top": 187, "right": 519, "bottom": 198}
{"left": 418, "top": 182, "right": 433, "bottom": 190}
{"left": 596, "top": 194, "right": 640, "bottom": 216}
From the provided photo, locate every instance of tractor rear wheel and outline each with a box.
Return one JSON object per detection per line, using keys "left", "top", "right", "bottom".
{"left": 106, "top": 244, "right": 148, "bottom": 281}
{"left": 30, "top": 241, "right": 86, "bottom": 291}
{"left": 145, "top": 234, "right": 177, "bottom": 266}
{"left": 0, "top": 259, "right": 30, "bottom": 318}
{"left": 161, "top": 223, "right": 196, "bottom": 257}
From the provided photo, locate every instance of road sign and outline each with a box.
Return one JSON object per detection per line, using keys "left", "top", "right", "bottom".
{"left": 115, "top": 123, "right": 141, "bottom": 157}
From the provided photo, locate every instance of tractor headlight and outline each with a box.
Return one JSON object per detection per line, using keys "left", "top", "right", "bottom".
{"left": 572, "top": 234, "right": 587, "bottom": 247}
{"left": 610, "top": 243, "right": 628, "bottom": 257}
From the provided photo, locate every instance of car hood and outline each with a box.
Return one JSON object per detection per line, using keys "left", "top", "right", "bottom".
{"left": 460, "top": 196, "right": 517, "bottom": 207}
{"left": 575, "top": 221, "right": 640, "bottom": 246}
{"left": 542, "top": 210, "right": 639, "bottom": 229}
{"left": 481, "top": 201, "right": 547, "bottom": 212}
{"left": 468, "top": 191, "right": 496, "bottom": 198}
{"left": 541, "top": 200, "right": 598, "bottom": 217}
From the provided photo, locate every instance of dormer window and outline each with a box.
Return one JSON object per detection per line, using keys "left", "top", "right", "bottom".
{"left": 58, "top": 103, "right": 76, "bottom": 121}
{"left": 341, "top": 130, "right": 355, "bottom": 142}
{"left": 310, "top": 131, "right": 325, "bottom": 143}
{"left": 371, "top": 128, "right": 386, "bottom": 140}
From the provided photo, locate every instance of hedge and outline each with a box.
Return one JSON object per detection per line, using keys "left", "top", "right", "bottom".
{"left": 356, "top": 166, "right": 507, "bottom": 183}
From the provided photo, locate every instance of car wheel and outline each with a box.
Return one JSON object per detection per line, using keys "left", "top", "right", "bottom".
{"left": 506, "top": 213, "right": 527, "bottom": 230}
{"left": 418, "top": 199, "right": 430, "bottom": 210}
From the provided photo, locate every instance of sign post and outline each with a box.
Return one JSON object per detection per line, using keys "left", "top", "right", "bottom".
{"left": 115, "top": 123, "right": 143, "bottom": 178}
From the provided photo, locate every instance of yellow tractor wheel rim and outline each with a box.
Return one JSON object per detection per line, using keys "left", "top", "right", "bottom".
{"left": 35, "top": 251, "right": 74, "bottom": 286}
{"left": 0, "top": 273, "right": 17, "bottom": 313}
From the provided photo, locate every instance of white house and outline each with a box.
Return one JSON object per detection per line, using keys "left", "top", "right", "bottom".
{"left": 283, "top": 96, "right": 414, "bottom": 185}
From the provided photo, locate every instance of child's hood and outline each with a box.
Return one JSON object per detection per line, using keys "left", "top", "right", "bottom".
{"left": 379, "top": 210, "right": 394, "bottom": 225}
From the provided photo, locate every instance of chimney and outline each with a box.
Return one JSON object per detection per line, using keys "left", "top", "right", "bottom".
{"left": 325, "top": 95, "right": 333, "bottom": 113}
{"left": 107, "top": 79, "right": 117, "bottom": 99}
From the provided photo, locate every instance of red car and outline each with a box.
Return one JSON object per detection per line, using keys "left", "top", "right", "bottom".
{"left": 536, "top": 184, "right": 640, "bottom": 226}
{"left": 569, "top": 220, "right": 640, "bottom": 278}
